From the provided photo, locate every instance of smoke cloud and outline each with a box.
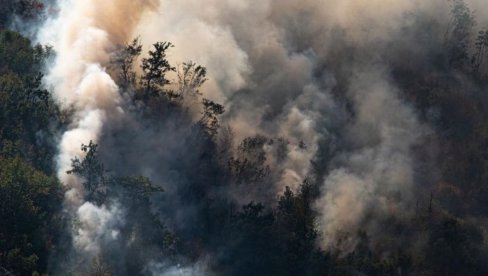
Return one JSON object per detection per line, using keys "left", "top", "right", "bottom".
{"left": 316, "top": 67, "right": 426, "bottom": 251}
{"left": 28, "top": 0, "right": 488, "bottom": 274}
{"left": 36, "top": 0, "right": 158, "bottom": 267}
{"left": 129, "top": 0, "right": 444, "bottom": 247}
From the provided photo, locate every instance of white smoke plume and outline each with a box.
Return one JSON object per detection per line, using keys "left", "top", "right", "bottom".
{"left": 36, "top": 0, "right": 157, "bottom": 259}
{"left": 75, "top": 202, "right": 123, "bottom": 254}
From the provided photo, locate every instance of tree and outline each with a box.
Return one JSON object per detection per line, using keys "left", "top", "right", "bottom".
{"left": 117, "top": 38, "right": 142, "bottom": 88}
{"left": 67, "top": 141, "right": 106, "bottom": 204}
{"left": 228, "top": 135, "right": 272, "bottom": 185}
{"left": 176, "top": 61, "right": 208, "bottom": 98}
{"left": 0, "top": 0, "right": 44, "bottom": 28}
{"left": 199, "top": 98, "right": 225, "bottom": 136}
{"left": 0, "top": 157, "right": 62, "bottom": 275}
{"left": 140, "top": 41, "right": 175, "bottom": 99}
{"left": 16, "top": 0, "right": 44, "bottom": 20}
{"left": 65, "top": 142, "right": 177, "bottom": 274}
{"left": 90, "top": 256, "right": 112, "bottom": 276}
{"left": 0, "top": 29, "right": 59, "bottom": 173}
{"left": 275, "top": 183, "right": 326, "bottom": 275}
{"left": 218, "top": 202, "right": 283, "bottom": 276}
{"left": 424, "top": 217, "right": 488, "bottom": 275}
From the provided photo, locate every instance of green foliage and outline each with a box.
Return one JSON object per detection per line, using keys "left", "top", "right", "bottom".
{"left": 0, "top": 156, "right": 62, "bottom": 275}
{"left": 0, "top": 29, "right": 61, "bottom": 274}
{"left": 0, "top": 29, "right": 59, "bottom": 172}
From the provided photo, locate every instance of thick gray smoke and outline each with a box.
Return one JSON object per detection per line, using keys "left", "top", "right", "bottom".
{"left": 132, "top": 0, "right": 450, "bottom": 250}
{"left": 32, "top": 0, "right": 488, "bottom": 273}
{"left": 316, "top": 66, "right": 427, "bottom": 251}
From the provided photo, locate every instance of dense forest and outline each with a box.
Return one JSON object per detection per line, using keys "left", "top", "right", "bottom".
{"left": 1, "top": 0, "right": 488, "bottom": 275}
